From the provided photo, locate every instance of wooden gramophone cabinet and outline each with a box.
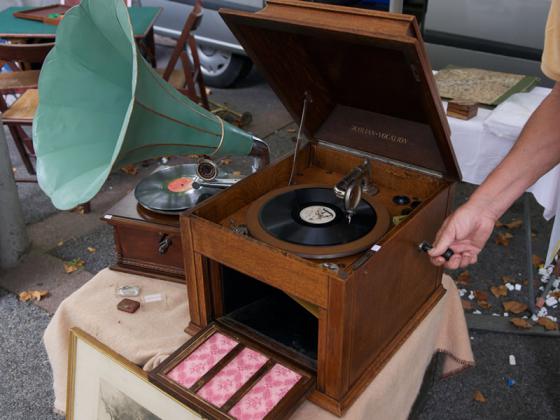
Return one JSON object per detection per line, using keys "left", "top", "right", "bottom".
{"left": 180, "top": 1, "right": 461, "bottom": 416}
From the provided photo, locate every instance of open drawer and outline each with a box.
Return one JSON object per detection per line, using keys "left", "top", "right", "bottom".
{"left": 149, "top": 322, "right": 315, "bottom": 419}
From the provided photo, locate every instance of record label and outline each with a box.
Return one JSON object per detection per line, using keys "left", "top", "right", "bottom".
{"left": 167, "top": 177, "right": 193, "bottom": 193}
{"left": 299, "top": 205, "right": 336, "bottom": 225}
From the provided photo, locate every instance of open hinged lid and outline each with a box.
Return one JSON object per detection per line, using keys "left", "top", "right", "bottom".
{"left": 220, "top": 0, "right": 461, "bottom": 180}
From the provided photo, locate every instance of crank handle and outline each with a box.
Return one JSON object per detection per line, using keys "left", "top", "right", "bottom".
{"left": 418, "top": 241, "right": 454, "bottom": 261}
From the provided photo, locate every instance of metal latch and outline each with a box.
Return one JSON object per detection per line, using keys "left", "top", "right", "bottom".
{"left": 158, "top": 234, "right": 172, "bottom": 254}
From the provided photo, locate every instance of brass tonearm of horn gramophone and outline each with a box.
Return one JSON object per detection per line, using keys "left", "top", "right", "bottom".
{"left": 334, "top": 159, "right": 378, "bottom": 223}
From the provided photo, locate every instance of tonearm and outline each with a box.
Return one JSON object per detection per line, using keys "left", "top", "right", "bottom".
{"left": 334, "top": 159, "right": 378, "bottom": 223}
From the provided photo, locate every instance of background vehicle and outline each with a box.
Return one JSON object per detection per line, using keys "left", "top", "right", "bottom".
{"left": 141, "top": 0, "right": 263, "bottom": 87}
{"left": 144, "top": 0, "right": 553, "bottom": 87}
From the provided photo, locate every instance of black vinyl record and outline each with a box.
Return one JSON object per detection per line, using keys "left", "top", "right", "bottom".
{"left": 258, "top": 187, "right": 377, "bottom": 246}
{"left": 134, "top": 164, "right": 224, "bottom": 214}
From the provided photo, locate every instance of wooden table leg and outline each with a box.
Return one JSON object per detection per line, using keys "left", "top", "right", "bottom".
{"left": 6, "top": 125, "right": 35, "bottom": 175}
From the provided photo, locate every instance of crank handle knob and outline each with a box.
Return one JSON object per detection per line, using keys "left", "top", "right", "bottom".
{"left": 418, "top": 241, "right": 454, "bottom": 261}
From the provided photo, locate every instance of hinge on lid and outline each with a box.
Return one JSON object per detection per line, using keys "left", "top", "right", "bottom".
{"left": 410, "top": 64, "right": 421, "bottom": 82}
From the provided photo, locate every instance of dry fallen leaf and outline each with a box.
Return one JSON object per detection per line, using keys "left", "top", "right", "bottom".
{"left": 551, "top": 290, "right": 560, "bottom": 299}
{"left": 501, "top": 275, "right": 514, "bottom": 284}
{"left": 287, "top": 127, "right": 296, "bottom": 133}
{"left": 532, "top": 255, "right": 544, "bottom": 268}
{"left": 63, "top": 258, "right": 85, "bottom": 274}
{"left": 479, "top": 301, "right": 492, "bottom": 309}
{"left": 504, "top": 219, "right": 523, "bottom": 229}
{"left": 30, "top": 290, "right": 49, "bottom": 301}
{"left": 473, "top": 390, "right": 487, "bottom": 403}
{"left": 495, "top": 232, "right": 513, "bottom": 246}
{"left": 475, "top": 290, "right": 488, "bottom": 302}
{"left": 87, "top": 246, "right": 96, "bottom": 254}
{"left": 461, "top": 299, "right": 473, "bottom": 310}
{"left": 456, "top": 271, "right": 470, "bottom": 286}
{"left": 19, "top": 290, "right": 49, "bottom": 302}
{"left": 72, "top": 205, "right": 86, "bottom": 215}
{"left": 511, "top": 317, "right": 532, "bottom": 329}
{"left": 495, "top": 220, "right": 504, "bottom": 228}
{"left": 18, "top": 291, "right": 31, "bottom": 302}
{"left": 490, "top": 285, "right": 508, "bottom": 298}
{"left": 120, "top": 164, "right": 138, "bottom": 175}
{"left": 503, "top": 300, "right": 529, "bottom": 314}
{"left": 220, "top": 158, "right": 232, "bottom": 165}
{"left": 57, "top": 240, "right": 64, "bottom": 247}
{"left": 537, "top": 317, "right": 559, "bottom": 331}
{"left": 232, "top": 170, "right": 241, "bottom": 177}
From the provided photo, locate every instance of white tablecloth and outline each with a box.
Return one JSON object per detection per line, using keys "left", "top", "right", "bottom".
{"left": 447, "top": 87, "right": 560, "bottom": 220}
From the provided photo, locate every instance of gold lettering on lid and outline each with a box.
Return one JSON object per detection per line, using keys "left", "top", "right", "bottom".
{"left": 351, "top": 125, "right": 408, "bottom": 144}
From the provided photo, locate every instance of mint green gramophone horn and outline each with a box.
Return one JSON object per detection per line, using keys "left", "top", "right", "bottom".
{"left": 32, "top": 0, "right": 268, "bottom": 210}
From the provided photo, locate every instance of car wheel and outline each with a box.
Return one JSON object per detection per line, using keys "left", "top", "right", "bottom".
{"left": 197, "top": 46, "right": 252, "bottom": 88}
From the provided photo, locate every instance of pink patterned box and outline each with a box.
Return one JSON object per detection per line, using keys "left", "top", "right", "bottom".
{"left": 166, "top": 332, "right": 238, "bottom": 388}
{"left": 229, "top": 363, "right": 302, "bottom": 420}
{"left": 197, "top": 347, "right": 269, "bottom": 407}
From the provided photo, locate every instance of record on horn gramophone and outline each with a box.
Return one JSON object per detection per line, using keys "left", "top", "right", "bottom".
{"left": 134, "top": 164, "right": 227, "bottom": 215}
{"left": 246, "top": 185, "right": 390, "bottom": 259}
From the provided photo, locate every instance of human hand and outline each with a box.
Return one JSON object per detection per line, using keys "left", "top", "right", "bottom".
{"left": 428, "top": 202, "right": 498, "bottom": 269}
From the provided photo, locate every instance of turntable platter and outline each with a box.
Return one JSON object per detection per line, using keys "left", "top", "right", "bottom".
{"left": 134, "top": 164, "right": 229, "bottom": 215}
{"left": 246, "top": 185, "right": 390, "bottom": 259}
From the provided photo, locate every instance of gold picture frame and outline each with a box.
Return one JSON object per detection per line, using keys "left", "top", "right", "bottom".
{"left": 66, "top": 327, "right": 201, "bottom": 419}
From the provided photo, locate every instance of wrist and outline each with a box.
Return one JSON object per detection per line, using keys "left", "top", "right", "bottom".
{"left": 462, "top": 193, "right": 502, "bottom": 223}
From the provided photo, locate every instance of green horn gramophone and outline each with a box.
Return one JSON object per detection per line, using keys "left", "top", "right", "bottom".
{"left": 33, "top": 0, "right": 269, "bottom": 210}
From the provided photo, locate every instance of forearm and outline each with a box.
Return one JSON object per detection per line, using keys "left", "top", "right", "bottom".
{"left": 467, "top": 82, "right": 560, "bottom": 219}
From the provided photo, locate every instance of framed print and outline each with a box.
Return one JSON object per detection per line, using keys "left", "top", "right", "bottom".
{"left": 66, "top": 328, "right": 201, "bottom": 420}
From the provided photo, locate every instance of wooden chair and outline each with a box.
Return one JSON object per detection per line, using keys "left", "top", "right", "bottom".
{"left": 3, "top": 89, "right": 91, "bottom": 213}
{"left": 157, "top": 0, "right": 209, "bottom": 109}
{"left": 0, "top": 42, "right": 54, "bottom": 175}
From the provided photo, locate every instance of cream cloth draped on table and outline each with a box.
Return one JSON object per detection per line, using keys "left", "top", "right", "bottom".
{"left": 44, "top": 268, "right": 473, "bottom": 418}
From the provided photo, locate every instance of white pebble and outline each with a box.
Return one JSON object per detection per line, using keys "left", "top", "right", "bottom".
{"left": 492, "top": 313, "right": 500, "bottom": 317}
{"left": 503, "top": 312, "right": 509, "bottom": 317}
{"left": 539, "top": 286, "right": 544, "bottom": 291}
{"left": 531, "top": 314, "right": 539, "bottom": 322}
{"left": 506, "top": 283, "right": 515, "bottom": 291}
{"left": 546, "top": 296, "right": 558, "bottom": 307}
{"left": 546, "top": 315, "right": 558, "bottom": 322}
{"left": 515, "top": 284, "right": 522, "bottom": 291}
{"left": 538, "top": 307, "right": 548, "bottom": 317}
{"left": 459, "top": 289, "right": 467, "bottom": 297}
{"left": 553, "top": 278, "right": 560, "bottom": 288}
{"left": 468, "top": 291, "right": 475, "bottom": 300}
{"left": 473, "top": 310, "right": 482, "bottom": 315}
{"left": 522, "top": 315, "right": 529, "bottom": 319}
{"left": 470, "top": 336, "right": 474, "bottom": 340}
{"left": 539, "top": 267, "right": 549, "bottom": 276}
{"left": 509, "top": 355, "right": 516, "bottom": 366}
